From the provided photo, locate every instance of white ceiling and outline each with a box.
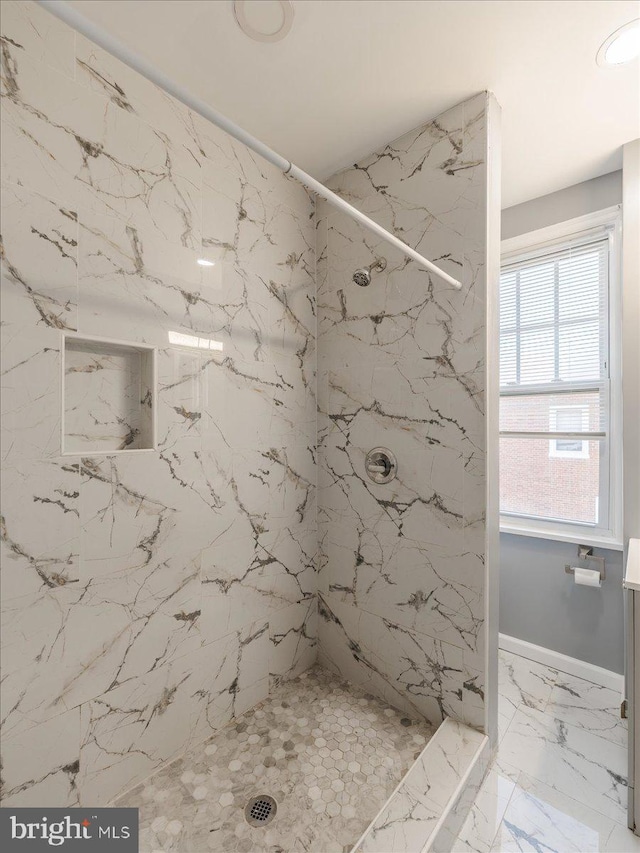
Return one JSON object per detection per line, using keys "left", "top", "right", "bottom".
{"left": 68, "top": 0, "right": 640, "bottom": 208}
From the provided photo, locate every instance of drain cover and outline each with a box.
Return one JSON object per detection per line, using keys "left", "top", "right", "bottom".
{"left": 245, "top": 794, "right": 277, "bottom": 827}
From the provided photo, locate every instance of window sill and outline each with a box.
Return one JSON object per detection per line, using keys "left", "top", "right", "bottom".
{"left": 499, "top": 519, "right": 623, "bottom": 551}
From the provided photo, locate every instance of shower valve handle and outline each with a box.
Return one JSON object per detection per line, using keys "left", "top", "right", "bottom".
{"left": 367, "top": 462, "right": 388, "bottom": 474}
{"left": 365, "top": 448, "right": 397, "bottom": 484}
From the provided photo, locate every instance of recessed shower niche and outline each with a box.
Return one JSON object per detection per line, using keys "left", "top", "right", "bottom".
{"left": 62, "top": 334, "right": 156, "bottom": 454}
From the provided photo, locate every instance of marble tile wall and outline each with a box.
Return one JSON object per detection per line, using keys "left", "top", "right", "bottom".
{"left": 317, "top": 93, "right": 495, "bottom": 730}
{"left": 0, "top": 0, "right": 316, "bottom": 807}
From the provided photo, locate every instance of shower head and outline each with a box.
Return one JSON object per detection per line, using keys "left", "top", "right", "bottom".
{"left": 352, "top": 257, "right": 387, "bottom": 287}
{"left": 352, "top": 269, "right": 372, "bottom": 287}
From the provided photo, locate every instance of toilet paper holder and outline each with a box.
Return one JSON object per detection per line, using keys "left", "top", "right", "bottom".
{"left": 564, "top": 545, "right": 606, "bottom": 581}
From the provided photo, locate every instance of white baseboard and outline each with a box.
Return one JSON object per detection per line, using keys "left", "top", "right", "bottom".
{"left": 499, "top": 633, "right": 624, "bottom": 693}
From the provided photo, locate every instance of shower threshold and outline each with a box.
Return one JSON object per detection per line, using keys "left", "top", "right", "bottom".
{"left": 117, "top": 665, "right": 435, "bottom": 852}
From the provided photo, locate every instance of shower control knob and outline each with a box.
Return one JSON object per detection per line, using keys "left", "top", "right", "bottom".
{"left": 365, "top": 447, "right": 397, "bottom": 484}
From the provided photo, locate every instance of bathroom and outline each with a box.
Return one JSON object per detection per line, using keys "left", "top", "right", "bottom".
{"left": 0, "top": 0, "right": 638, "bottom": 851}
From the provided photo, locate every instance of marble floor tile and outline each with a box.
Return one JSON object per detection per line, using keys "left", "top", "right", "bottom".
{"left": 116, "top": 665, "right": 434, "bottom": 853}
{"left": 499, "top": 704, "right": 627, "bottom": 823}
{"left": 604, "top": 822, "right": 640, "bottom": 852}
{"left": 497, "top": 650, "right": 559, "bottom": 745}
{"left": 456, "top": 766, "right": 516, "bottom": 852}
{"left": 457, "top": 652, "right": 634, "bottom": 853}
{"left": 497, "top": 699, "right": 518, "bottom": 744}
{"left": 545, "top": 672, "right": 627, "bottom": 748}
{"left": 498, "top": 649, "right": 558, "bottom": 715}
{"left": 490, "top": 773, "right": 617, "bottom": 853}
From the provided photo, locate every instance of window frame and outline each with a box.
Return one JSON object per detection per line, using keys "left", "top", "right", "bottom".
{"left": 499, "top": 206, "right": 623, "bottom": 550}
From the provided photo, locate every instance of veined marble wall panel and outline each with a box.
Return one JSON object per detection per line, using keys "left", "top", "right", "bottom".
{"left": 0, "top": 0, "right": 316, "bottom": 807}
{"left": 317, "top": 93, "right": 494, "bottom": 729}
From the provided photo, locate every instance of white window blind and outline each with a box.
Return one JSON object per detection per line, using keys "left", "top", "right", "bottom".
{"left": 499, "top": 237, "right": 611, "bottom": 533}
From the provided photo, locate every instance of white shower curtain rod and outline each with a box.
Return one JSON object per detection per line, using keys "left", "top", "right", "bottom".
{"left": 37, "top": 0, "right": 462, "bottom": 291}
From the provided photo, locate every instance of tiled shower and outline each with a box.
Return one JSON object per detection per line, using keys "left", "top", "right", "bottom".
{"left": 317, "top": 92, "right": 496, "bottom": 730}
{"left": 0, "top": 0, "right": 499, "bottom": 846}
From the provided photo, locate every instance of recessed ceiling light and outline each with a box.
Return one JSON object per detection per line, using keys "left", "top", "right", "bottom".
{"left": 197, "top": 258, "right": 215, "bottom": 267}
{"left": 233, "top": 1, "right": 294, "bottom": 43}
{"left": 597, "top": 19, "right": 640, "bottom": 67}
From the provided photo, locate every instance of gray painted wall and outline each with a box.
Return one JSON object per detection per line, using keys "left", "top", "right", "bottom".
{"left": 500, "top": 171, "right": 625, "bottom": 674}
{"left": 502, "top": 170, "right": 622, "bottom": 240}
{"left": 499, "top": 535, "right": 624, "bottom": 673}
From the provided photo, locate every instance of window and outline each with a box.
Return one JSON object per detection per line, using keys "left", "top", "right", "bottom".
{"left": 499, "top": 209, "right": 622, "bottom": 548}
{"left": 549, "top": 406, "right": 589, "bottom": 459}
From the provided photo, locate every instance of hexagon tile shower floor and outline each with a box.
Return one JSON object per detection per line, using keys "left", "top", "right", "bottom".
{"left": 117, "top": 666, "right": 435, "bottom": 852}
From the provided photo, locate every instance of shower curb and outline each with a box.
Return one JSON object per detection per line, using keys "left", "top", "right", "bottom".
{"left": 350, "top": 718, "right": 490, "bottom": 853}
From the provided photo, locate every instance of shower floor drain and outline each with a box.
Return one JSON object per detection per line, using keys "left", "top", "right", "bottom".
{"left": 245, "top": 794, "right": 277, "bottom": 827}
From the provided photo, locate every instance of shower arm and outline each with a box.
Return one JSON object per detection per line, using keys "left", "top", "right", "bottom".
{"left": 37, "top": 0, "right": 462, "bottom": 292}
